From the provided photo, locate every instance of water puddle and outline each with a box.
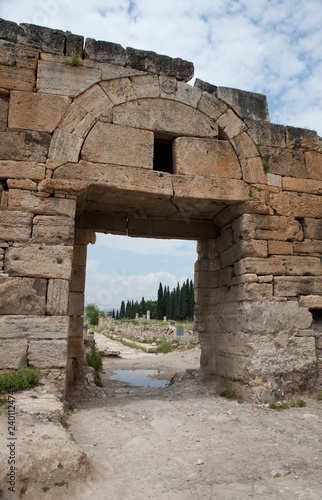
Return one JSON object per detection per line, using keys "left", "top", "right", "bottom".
{"left": 110, "top": 369, "right": 169, "bottom": 388}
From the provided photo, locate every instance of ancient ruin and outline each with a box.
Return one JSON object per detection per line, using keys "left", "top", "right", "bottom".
{"left": 0, "top": 19, "right": 321, "bottom": 401}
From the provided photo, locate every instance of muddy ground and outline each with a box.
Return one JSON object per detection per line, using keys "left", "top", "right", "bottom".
{"left": 1, "top": 333, "right": 322, "bottom": 499}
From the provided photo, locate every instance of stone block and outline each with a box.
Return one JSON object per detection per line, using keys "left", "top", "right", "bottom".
{"left": 271, "top": 192, "right": 322, "bottom": 218}
{"left": 81, "top": 122, "right": 153, "bottom": 168}
{"left": 214, "top": 228, "right": 232, "bottom": 254}
{"left": 159, "top": 75, "right": 177, "bottom": 99}
{"left": 197, "top": 239, "right": 219, "bottom": 259}
{"left": 0, "top": 95, "right": 8, "bottom": 131}
{"left": 0, "top": 315, "right": 69, "bottom": 339}
{"left": 0, "top": 339, "right": 27, "bottom": 369}
{"left": 0, "top": 129, "right": 50, "bottom": 162}
{"left": 47, "top": 279, "right": 69, "bottom": 315}
{"left": 220, "top": 239, "right": 267, "bottom": 268}
{"left": 57, "top": 102, "right": 95, "bottom": 138}
{"left": 194, "top": 78, "right": 217, "bottom": 95}
{"left": 8, "top": 189, "right": 76, "bottom": 217}
{"left": 0, "top": 277, "right": 46, "bottom": 314}
{"left": 195, "top": 268, "right": 232, "bottom": 289}
{"left": 0, "top": 40, "right": 38, "bottom": 70}
{"left": 32, "top": 215, "right": 75, "bottom": 244}
{"left": 282, "top": 176, "right": 322, "bottom": 195}
{"left": 302, "top": 218, "right": 322, "bottom": 239}
{"left": 231, "top": 132, "right": 259, "bottom": 161}
{"left": 99, "top": 62, "right": 145, "bottom": 81}
{"left": 219, "top": 300, "right": 312, "bottom": 334}
{"left": 126, "top": 47, "right": 194, "bottom": 82}
{"left": 8, "top": 91, "right": 71, "bottom": 133}
{"left": 175, "top": 82, "right": 201, "bottom": 108}
{"left": 28, "top": 340, "right": 67, "bottom": 368}
{"left": 131, "top": 74, "right": 160, "bottom": 99}
{"left": 72, "top": 245, "right": 87, "bottom": 266}
{"left": 233, "top": 214, "right": 303, "bottom": 242}
{"left": 18, "top": 24, "right": 66, "bottom": 53}
{"left": 305, "top": 152, "right": 322, "bottom": 181}
{"left": 69, "top": 316, "right": 84, "bottom": 338}
{"left": 0, "top": 210, "right": 33, "bottom": 241}
{"left": 260, "top": 146, "right": 307, "bottom": 178}
{"left": 0, "top": 18, "right": 19, "bottom": 43}
{"left": 66, "top": 33, "right": 84, "bottom": 57}
{"left": 84, "top": 38, "right": 126, "bottom": 65}
{"left": 226, "top": 282, "right": 273, "bottom": 302}
{"left": 235, "top": 256, "right": 321, "bottom": 276}
{"left": 38, "top": 179, "right": 88, "bottom": 196}
{"left": 74, "top": 84, "right": 113, "bottom": 118}
{"left": 217, "top": 109, "right": 247, "bottom": 139}
{"left": 173, "top": 176, "right": 249, "bottom": 204}
{"left": 240, "top": 156, "right": 267, "bottom": 184}
{"left": 0, "top": 66, "right": 36, "bottom": 91}
{"left": 4, "top": 244, "right": 73, "bottom": 279}
{"left": 7, "top": 179, "right": 37, "bottom": 190}
{"left": 274, "top": 277, "right": 322, "bottom": 297}
{"left": 48, "top": 128, "right": 84, "bottom": 162}
{"left": 293, "top": 240, "right": 315, "bottom": 254}
{"left": 299, "top": 295, "right": 322, "bottom": 308}
{"left": 37, "top": 61, "right": 101, "bottom": 97}
{"left": 232, "top": 273, "right": 258, "bottom": 285}
{"left": 69, "top": 265, "right": 86, "bottom": 293}
{"left": 68, "top": 292, "right": 84, "bottom": 316}
{"left": 286, "top": 126, "right": 322, "bottom": 152}
{"left": 113, "top": 98, "right": 218, "bottom": 138}
{"left": 197, "top": 92, "right": 227, "bottom": 121}
{"left": 173, "top": 137, "right": 241, "bottom": 179}
{"left": 244, "top": 119, "right": 286, "bottom": 148}
{"left": 0, "top": 160, "right": 45, "bottom": 180}
{"left": 67, "top": 336, "right": 84, "bottom": 359}
{"left": 268, "top": 241, "right": 293, "bottom": 255}
{"left": 74, "top": 228, "right": 96, "bottom": 245}
{"left": 100, "top": 78, "right": 136, "bottom": 105}
{"left": 217, "top": 87, "right": 269, "bottom": 121}
{"left": 54, "top": 160, "right": 174, "bottom": 198}
{"left": 267, "top": 173, "right": 282, "bottom": 187}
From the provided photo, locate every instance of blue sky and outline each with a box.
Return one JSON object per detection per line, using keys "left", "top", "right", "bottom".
{"left": 1, "top": 0, "right": 321, "bottom": 309}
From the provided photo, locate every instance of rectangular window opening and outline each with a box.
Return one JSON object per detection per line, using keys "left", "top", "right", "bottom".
{"left": 153, "top": 137, "right": 173, "bottom": 174}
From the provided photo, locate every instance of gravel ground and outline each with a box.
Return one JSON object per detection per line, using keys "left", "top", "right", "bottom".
{"left": 63, "top": 333, "right": 322, "bottom": 500}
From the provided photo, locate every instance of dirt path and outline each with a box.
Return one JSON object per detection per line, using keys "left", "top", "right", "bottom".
{"left": 62, "top": 334, "right": 322, "bottom": 500}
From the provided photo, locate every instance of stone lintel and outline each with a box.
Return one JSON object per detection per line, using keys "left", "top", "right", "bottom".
{"left": 128, "top": 217, "right": 220, "bottom": 240}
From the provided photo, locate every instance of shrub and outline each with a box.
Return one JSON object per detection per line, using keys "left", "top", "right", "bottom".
{"left": 269, "top": 402, "right": 289, "bottom": 410}
{"left": 86, "top": 349, "right": 103, "bottom": 386}
{"left": 0, "top": 367, "right": 41, "bottom": 393}
{"left": 220, "top": 387, "right": 237, "bottom": 399}
{"left": 290, "top": 399, "right": 306, "bottom": 408}
{"left": 157, "top": 337, "right": 173, "bottom": 354}
{"left": 64, "top": 53, "right": 80, "bottom": 66}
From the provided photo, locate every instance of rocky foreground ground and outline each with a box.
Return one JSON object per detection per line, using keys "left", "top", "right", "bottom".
{"left": 0, "top": 332, "right": 321, "bottom": 499}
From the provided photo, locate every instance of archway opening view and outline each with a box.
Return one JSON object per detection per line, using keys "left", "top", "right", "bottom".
{"left": 83, "top": 233, "right": 199, "bottom": 392}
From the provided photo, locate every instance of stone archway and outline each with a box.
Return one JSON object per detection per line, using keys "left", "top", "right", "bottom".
{"left": 0, "top": 20, "right": 321, "bottom": 401}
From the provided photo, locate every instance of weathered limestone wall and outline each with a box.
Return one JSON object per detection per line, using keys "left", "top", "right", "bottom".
{"left": 0, "top": 18, "right": 321, "bottom": 400}
{"left": 195, "top": 123, "right": 322, "bottom": 400}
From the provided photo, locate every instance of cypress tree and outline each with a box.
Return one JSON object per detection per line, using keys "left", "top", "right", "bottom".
{"left": 120, "top": 300, "right": 125, "bottom": 319}
{"left": 157, "top": 282, "right": 164, "bottom": 319}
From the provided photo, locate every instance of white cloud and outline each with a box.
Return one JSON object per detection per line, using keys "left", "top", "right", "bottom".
{"left": 85, "top": 268, "right": 188, "bottom": 310}
{"left": 95, "top": 233, "right": 196, "bottom": 259}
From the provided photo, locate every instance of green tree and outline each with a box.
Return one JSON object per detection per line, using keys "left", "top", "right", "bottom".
{"left": 157, "top": 282, "right": 164, "bottom": 319}
{"left": 85, "top": 303, "right": 103, "bottom": 326}
{"left": 120, "top": 300, "right": 126, "bottom": 319}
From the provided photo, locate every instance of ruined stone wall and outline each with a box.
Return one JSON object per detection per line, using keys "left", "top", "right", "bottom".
{"left": 195, "top": 124, "right": 322, "bottom": 400}
{"left": 0, "top": 18, "right": 321, "bottom": 400}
